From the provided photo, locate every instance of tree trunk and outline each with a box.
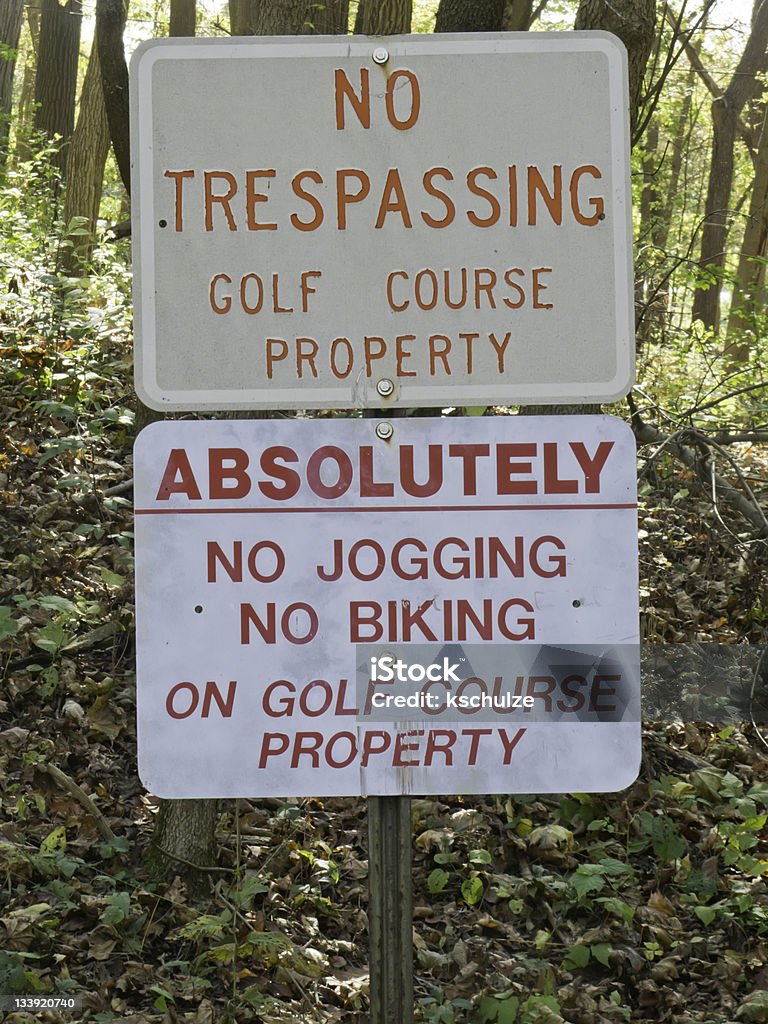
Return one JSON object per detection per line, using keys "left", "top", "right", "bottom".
{"left": 230, "top": 0, "right": 349, "bottom": 38}
{"left": 655, "top": 63, "right": 696, "bottom": 253}
{"left": 0, "top": 0, "right": 23, "bottom": 167}
{"left": 574, "top": 0, "right": 656, "bottom": 138}
{"left": 96, "top": 0, "right": 130, "bottom": 196}
{"left": 228, "top": 0, "right": 252, "bottom": 34}
{"left": 61, "top": 37, "right": 110, "bottom": 268}
{"left": 435, "top": 0, "right": 505, "bottom": 33}
{"left": 726, "top": 102, "right": 768, "bottom": 361}
{"left": 14, "top": 0, "right": 41, "bottom": 162}
{"left": 521, "top": 0, "right": 656, "bottom": 416}
{"left": 148, "top": 798, "right": 221, "bottom": 895}
{"left": 354, "top": 0, "right": 365, "bottom": 32}
{"left": 639, "top": 119, "right": 660, "bottom": 244}
{"left": 360, "top": 0, "right": 411, "bottom": 33}
{"left": 691, "top": 0, "right": 768, "bottom": 333}
{"left": 502, "top": 0, "right": 533, "bottom": 30}
{"left": 34, "top": 0, "right": 82, "bottom": 177}
{"left": 635, "top": 119, "right": 666, "bottom": 353}
{"left": 251, "top": 0, "right": 315, "bottom": 33}
{"left": 311, "top": 0, "right": 348, "bottom": 33}
{"left": 169, "top": 0, "right": 195, "bottom": 35}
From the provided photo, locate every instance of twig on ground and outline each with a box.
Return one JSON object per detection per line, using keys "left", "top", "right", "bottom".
{"left": 634, "top": 419, "right": 768, "bottom": 538}
{"left": 39, "top": 763, "right": 117, "bottom": 843}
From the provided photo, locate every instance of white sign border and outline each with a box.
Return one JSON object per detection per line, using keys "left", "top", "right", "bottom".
{"left": 130, "top": 32, "right": 634, "bottom": 411}
{"left": 133, "top": 413, "right": 640, "bottom": 797}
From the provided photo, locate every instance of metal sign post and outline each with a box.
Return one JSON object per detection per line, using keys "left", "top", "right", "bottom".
{"left": 368, "top": 795, "right": 413, "bottom": 1024}
{"left": 364, "top": 407, "right": 414, "bottom": 1024}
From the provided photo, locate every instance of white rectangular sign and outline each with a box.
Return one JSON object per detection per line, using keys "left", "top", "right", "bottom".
{"left": 130, "top": 33, "right": 633, "bottom": 410}
{"left": 134, "top": 416, "right": 640, "bottom": 796}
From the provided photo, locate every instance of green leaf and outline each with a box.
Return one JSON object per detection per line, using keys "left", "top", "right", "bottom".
{"left": 694, "top": 905, "right": 717, "bottom": 925}
{"left": 428, "top": 868, "right": 450, "bottom": 893}
{"left": 0, "top": 606, "right": 19, "bottom": 643}
{"left": 460, "top": 876, "right": 484, "bottom": 905}
{"left": 478, "top": 995, "right": 500, "bottom": 1021}
{"left": 570, "top": 868, "right": 606, "bottom": 900}
{"left": 737, "top": 855, "right": 768, "bottom": 877}
{"left": 596, "top": 896, "right": 635, "bottom": 924}
{"left": 520, "top": 994, "right": 560, "bottom": 1021}
{"left": 597, "top": 857, "right": 634, "bottom": 876}
{"left": 97, "top": 836, "right": 130, "bottom": 858}
{"left": 747, "top": 783, "right": 768, "bottom": 806}
{"left": 468, "top": 848, "right": 492, "bottom": 865}
{"left": 247, "top": 930, "right": 291, "bottom": 952}
{"left": 33, "top": 621, "right": 69, "bottom": 654}
{"left": 230, "top": 875, "right": 269, "bottom": 905}
{"left": 40, "top": 827, "right": 66, "bottom": 854}
{"left": 100, "top": 891, "right": 131, "bottom": 927}
{"left": 177, "top": 911, "right": 231, "bottom": 941}
{"left": 590, "top": 943, "right": 612, "bottom": 966}
{"left": 150, "top": 986, "right": 174, "bottom": 1012}
{"left": 99, "top": 568, "right": 125, "bottom": 588}
{"left": 37, "top": 595, "right": 77, "bottom": 614}
{"left": 563, "top": 944, "right": 590, "bottom": 970}
{"left": 498, "top": 997, "right": 520, "bottom": 1024}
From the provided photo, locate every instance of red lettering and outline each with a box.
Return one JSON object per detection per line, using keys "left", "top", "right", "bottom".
{"left": 209, "top": 448, "right": 250, "bottom": 500}
{"left": 156, "top": 449, "right": 202, "bottom": 501}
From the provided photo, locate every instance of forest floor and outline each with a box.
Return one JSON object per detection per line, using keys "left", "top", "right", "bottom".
{"left": 3, "top": 296, "right": 768, "bottom": 1024}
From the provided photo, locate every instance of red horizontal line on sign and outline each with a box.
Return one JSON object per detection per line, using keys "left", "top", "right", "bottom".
{"left": 134, "top": 503, "right": 638, "bottom": 515}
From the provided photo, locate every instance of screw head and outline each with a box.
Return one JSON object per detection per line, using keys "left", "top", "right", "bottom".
{"left": 375, "top": 421, "right": 394, "bottom": 440}
{"left": 372, "top": 47, "right": 389, "bottom": 65}
{"left": 376, "top": 377, "right": 395, "bottom": 397}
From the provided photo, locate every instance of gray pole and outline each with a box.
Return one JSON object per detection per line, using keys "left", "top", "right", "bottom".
{"left": 368, "top": 795, "right": 413, "bottom": 1024}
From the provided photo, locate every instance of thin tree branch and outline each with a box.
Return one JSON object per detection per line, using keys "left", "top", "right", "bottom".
{"left": 667, "top": 7, "right": 757, "bottom": 154}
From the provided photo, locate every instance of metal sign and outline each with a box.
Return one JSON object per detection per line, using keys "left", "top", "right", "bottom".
{"left": 134, "top": 415, "right": 640, "bottom": 796}
{"left": 130, "top": 33, "right": 633, "bottom": 411}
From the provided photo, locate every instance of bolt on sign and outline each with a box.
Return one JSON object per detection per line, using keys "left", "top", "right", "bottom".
{"left": 134, "top": 415, "right": 640, "bottom": 797}
{"left": 130, "top": 33, "right": 633, "bottom": 411}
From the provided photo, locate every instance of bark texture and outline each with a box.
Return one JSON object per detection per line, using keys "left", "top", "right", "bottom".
{"left": 62, "top": 37, "right": 110, "bottom": 267}
{"left": 95, "top": 0, "right": 129, "bottom": 195}
{"left": 726, "top": 102, "right": 768, "bottom": 360}
{"left": 149, "top": 799, "right": 221, "bottom": 895}
{"left": 34, "top": 0, "right": 82, "bottom": 176}
{"left": 231, "top": 0, "right": 349, "bottom": 35}
{"left": 691, "top": 0, "right": 768, "bottom": 332}
{"left": 252, "top": 0, "right": 318, "bottom": 33}
{"left": 360, "top": 0, "right": 411, "bottom": 33}
{"left": 15, "top": 0, "right": 41, "bottom": 160}
{"left": 574, "top": 0, "right": 656, "bottom": 137}
{"left": 502, "top": 0, "right": 533, "bottom": 30}
{"left": 310, "top": 0, "right": 348, "bottom": 33}
{"left": 169, "top": 0, "right": 196, "bottom": 36}
{"left": 0, "top": 0, "right": 23, "bottom": 166}
{"left": 228, "top": 0, "right": 252, "bottom": 34}
{"left": 435, "top": 0, "right": 505, "bottom": 33}
{"left": 656, "top": 63, "right": 695, "bottom": 253}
